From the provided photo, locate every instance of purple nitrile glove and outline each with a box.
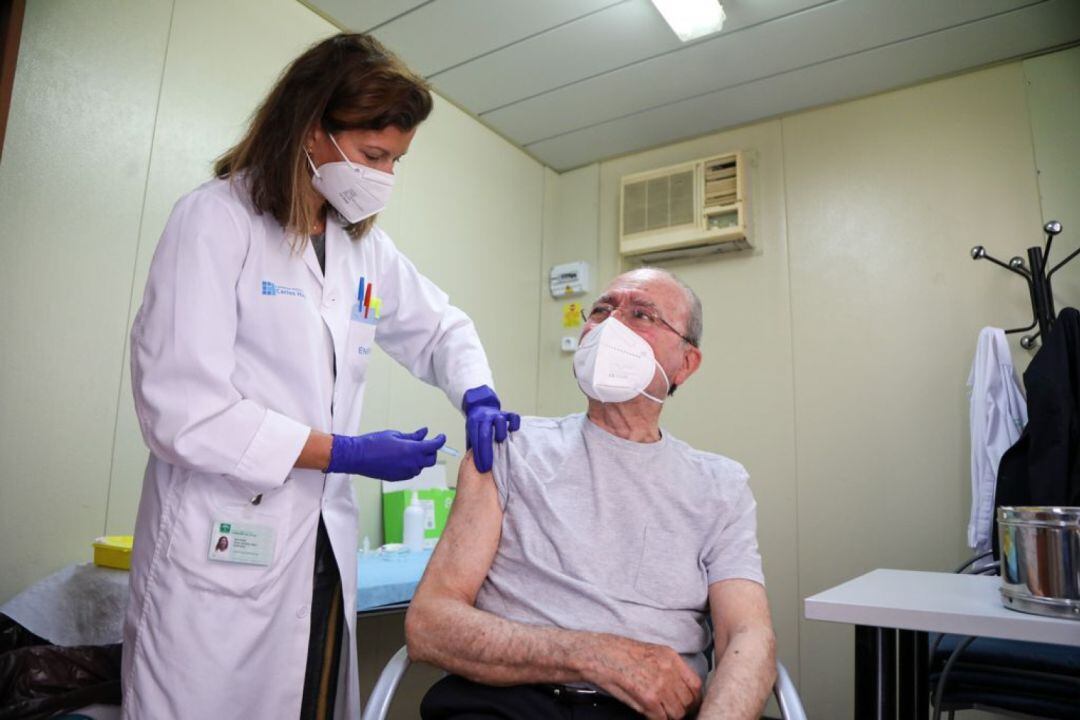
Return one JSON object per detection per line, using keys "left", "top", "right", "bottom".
{"left": 325, "top": 427, "right": 446, "bottom": 481}
{"left": 462, "top": 385, "right": 521, "bottom": 474}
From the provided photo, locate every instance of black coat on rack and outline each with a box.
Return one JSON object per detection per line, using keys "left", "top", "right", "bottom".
{"left": 992, "top": 308, "right": 1080, "bottom": 558}
{"left": 972, "top": 220, "right": 1078, "bottom": 559}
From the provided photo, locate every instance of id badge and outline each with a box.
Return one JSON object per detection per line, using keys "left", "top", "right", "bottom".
{"left": 208, "top": 519, "right": 276, "bottom": 566}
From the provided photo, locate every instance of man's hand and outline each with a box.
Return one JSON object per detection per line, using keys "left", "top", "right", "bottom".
{"left": 586, "top": 635, "right": 702, "bottom": 719}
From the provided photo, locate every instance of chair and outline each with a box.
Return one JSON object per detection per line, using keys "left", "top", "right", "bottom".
{"left": 362, "top": 645, "right": 808, "bottom": 720}
{"left": 927, "top": 552, "right": 1080, "bottom": 720}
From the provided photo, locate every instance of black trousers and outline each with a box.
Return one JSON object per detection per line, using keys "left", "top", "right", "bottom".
{"left": 421, "top": 674, "right": 646, "bottom": 720}
{"left": 299, "top": 516, "right": 344, "bottom": 720}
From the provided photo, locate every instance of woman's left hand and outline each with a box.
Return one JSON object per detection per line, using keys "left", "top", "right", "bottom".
{"left": 462, "top": 385, "right": 520, "bottom": 473}
{"left": 326, "top": 427, "right": 445, "bottom": 481}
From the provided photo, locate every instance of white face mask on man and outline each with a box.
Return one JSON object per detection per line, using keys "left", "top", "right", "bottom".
{"left": 573, "top": 317, "right": 670, "bottom": 404}
{"left": 305, "top": 133, "right": 395, "bottom": 224}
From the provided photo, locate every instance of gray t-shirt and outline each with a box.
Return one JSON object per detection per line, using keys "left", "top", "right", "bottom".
{"left": 476, "top": 413, "right": 764, "bottom": 680}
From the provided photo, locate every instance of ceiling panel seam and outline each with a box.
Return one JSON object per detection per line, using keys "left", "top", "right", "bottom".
{"left": 425, "top": 0, "right": 630, "bottom": 80}
{"left": 478, "top": 0, "right": 842, "bottom": 117}
{"left": 361, "top": 0, "right": 437, "bottom": 34}
{"left": 523, "top": 0, "right": 1056, "bottom": 148}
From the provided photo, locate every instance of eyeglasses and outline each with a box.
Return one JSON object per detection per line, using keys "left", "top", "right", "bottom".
{"left": 582, "top": 301, "right": 697, "bottom": 347}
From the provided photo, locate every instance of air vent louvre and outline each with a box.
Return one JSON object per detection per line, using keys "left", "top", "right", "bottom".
{"left": 622, "top": 181, "right": 647, "bottom": 235}
{"left": 619, "top": 151, "right": 750, "bottom": 262}
{"left": 622, "top": 170, "right": 696, "bottom": 236}
{"left": 704, "top": 159, "right": 737, "bottom": 207}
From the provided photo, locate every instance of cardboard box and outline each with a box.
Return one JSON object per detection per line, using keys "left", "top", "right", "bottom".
{"left": 382, "top": 488, "right": 455, "bottom": 544}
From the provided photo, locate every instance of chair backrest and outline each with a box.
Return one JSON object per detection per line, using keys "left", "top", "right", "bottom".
{"left": 774, "top": 659, "right": 808, "bottom": 720}
{"left": 361, "top": 646, "right": 808, "bottom": 720}
{"left": 362, "top": 646, "right": 411, "bottom": 720}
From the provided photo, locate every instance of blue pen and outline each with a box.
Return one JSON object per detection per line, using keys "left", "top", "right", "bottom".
{"left": 357, "top": 276, "right": 365, "bottom": 303}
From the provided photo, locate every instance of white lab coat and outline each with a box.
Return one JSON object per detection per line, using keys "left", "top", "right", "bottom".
{"left": 122, "top": 178, "right": 492, "bottom": 719}
{"left": 967, "top": 327, "right": 1027, "bottom": 552}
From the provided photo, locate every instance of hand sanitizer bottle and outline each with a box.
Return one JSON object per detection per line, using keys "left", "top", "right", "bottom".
{"left": 403, "top": 491, "right": 424, "bottom": 552}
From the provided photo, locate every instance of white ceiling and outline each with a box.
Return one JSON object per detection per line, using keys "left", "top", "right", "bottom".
{"left": 308, "top": 0, "right": 1080, "bottom": 171}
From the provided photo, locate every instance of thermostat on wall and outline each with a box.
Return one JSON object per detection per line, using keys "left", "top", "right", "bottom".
{"left": 549, "top": 261, "right": 590, "bottom": 298}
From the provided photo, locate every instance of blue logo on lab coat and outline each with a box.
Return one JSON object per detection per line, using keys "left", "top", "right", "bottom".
{"left": 261, "top": 280, "right": 305, "bottom": 298}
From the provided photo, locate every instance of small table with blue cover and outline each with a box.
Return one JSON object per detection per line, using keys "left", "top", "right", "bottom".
{"left": 355, "top": 548, "right": 433, "bottom": 615}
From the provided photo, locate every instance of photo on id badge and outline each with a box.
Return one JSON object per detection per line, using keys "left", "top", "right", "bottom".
{"left": 207, "top": 520, "right": 275, "bottom": 566}
{"left": 349, "top": 276, "right": 380, "bottom": 378}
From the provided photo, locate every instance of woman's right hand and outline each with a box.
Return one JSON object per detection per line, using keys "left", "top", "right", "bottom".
{"left": 325, "top": 427, "right": 446, "bottom": 481}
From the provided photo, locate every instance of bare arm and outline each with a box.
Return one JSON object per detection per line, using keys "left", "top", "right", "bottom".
{"left": 294, "top": 430, "right": 331, "bottom": 470}
{"left": 698, "top": 580, "right": 777, "bottom": 720}
{"left": 405, "top": 450, "right": 587, "bottom": 684}
{"left": 405, "top": 452, "right": 702, "bottom": 719}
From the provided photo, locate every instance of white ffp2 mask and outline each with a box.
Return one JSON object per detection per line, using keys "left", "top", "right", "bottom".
{"left": 573, "top": 317, "right": 669, "bottom": 404}
{"left": 306, "top": 134, "right": 395, "bottom": 224}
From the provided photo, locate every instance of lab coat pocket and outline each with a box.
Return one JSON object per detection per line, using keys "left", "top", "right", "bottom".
{"left": 346, "top": 313, "right": 377, "bottom": 381}
{"left": 166, "top": 475, "right": 291, "bottom": 600}
{"left": 634, "top": 526, "right": 706, "bottom": 609}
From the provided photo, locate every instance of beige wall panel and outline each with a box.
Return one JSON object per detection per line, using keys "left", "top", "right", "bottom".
{"left": 106, "top": 0, "right": 337, "bottom": 534}
{"left": 0, "top": 0, "right": 172, "bottom": 602}
{"left": 594, "top": 122, "right": 802, "bottom": 694}
{"left": 539, "top": 167, "right": 562, "bottom": 411}
{"left": 782, "top": 63, "right": 1043, "bottom": 717}
{"left": 1024, "top": 47, "right": 1080, "bottom": 312}
{"left": 351, "top": 95, "right": 546, "bottom": 541}
{"left": 538, "top": 163, "right": 601, "bottom": 417}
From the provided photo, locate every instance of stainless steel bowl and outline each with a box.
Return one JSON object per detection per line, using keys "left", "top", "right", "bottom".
{"left": 997, "top": 506, "right": 1080, "bottom": 619}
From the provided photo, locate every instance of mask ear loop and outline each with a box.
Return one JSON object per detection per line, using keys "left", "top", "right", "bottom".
{"left": 639, "top": 361, "right": 669, "bottom": 405}
{"left": 303, "top": 147, "right": 321, "bottom": 179}
{"left": 327, "top": 133, "right": 356, "bottom": 168}
{"left": 305, "top": 132, "right": 356, "bottom": 178}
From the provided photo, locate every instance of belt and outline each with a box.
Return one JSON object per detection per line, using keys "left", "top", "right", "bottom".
{"left": 538, "top": 684, "right": 618, "bottom": 706}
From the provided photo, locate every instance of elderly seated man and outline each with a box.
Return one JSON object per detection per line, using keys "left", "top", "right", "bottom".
{"left": 406, "top": 268, "right": 775, "bottom": 720}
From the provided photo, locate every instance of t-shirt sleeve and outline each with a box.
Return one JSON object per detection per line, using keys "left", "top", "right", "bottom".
{"left": 702, "top": 469, "right": 765, "bottom": 587}
{"left": 489, "top": 437, "right": 512, "bottom": 510}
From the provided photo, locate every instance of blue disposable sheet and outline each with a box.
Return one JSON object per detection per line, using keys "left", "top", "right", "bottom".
{"left": 356, "top": 548, "right": 433, "bottom": 611}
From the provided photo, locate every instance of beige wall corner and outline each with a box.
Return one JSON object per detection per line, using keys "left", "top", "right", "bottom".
{"left": 1023, "top": 46, "right": 1080, "bottom": 312}
{"left": 538, "top": 163, "right": 601, "bottom": 417}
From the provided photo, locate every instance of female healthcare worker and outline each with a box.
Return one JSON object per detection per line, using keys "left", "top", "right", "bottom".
{"left": 122, "top": 33, "right": 519, "bottom": 720}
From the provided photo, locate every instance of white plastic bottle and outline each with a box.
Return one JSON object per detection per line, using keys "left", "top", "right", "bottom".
{"left": 403, "top": 491, "right": 425, "bottom": 552}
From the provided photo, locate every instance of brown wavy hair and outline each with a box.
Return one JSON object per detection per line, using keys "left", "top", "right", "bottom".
{"left": 214, "top": 33, "right": 432, "bottom": 243}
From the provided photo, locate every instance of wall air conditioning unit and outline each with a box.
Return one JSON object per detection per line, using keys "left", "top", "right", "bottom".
{"left": 619, "top": 151, "right": 750, "bottom": 264}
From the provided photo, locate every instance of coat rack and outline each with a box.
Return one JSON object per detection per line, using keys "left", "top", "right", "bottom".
{"left": 971, "top": 221, "right": 1078, "bottom": 349}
